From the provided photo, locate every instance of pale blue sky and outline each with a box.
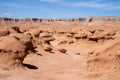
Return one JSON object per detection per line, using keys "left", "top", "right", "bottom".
{"left": 0, "top": 0, "right": 120, "bottom": 18}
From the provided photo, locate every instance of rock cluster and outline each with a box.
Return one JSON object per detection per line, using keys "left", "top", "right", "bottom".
{"left": 0, "top": 17, "right": 120, "bottom": 71}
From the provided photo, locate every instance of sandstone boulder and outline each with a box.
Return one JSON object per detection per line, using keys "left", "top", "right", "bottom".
{"left": 39, "top": 32, "right": 55, "bottom": 42}
{"left": 0, "top": 37, "right": 27, "bottom": 69}
{"left": 30, "top": 29, "right": 42, "bottom": 37}
{"left": 58, "top": 48, "right": 67, "bottom": 53}
{"left": 74, "top": 32, "right": 87, "bottom": 39}
{"left": 0, "top": 29, "right": 10, "bottom": 37}
{"left": 9, "top": 33, "right": 35, "bottom": 53}
{"left": 43, "top": 44, "right": 52, "bottom": 52}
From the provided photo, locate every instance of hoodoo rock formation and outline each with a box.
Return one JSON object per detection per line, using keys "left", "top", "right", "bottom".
{"left": 0, "top": 27, "right": 35, "bottom": 69}
{"left": 0, "top": 36, "right": 27, "bottom": 69}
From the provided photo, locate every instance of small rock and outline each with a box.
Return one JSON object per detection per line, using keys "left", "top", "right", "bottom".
{"left": 58, "top": 48, "right": 67, "bottom": 53}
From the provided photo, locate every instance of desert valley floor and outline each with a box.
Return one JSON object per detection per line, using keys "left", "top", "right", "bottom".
{"left": 0, "top": 17, "right": 120, "bottom": 80}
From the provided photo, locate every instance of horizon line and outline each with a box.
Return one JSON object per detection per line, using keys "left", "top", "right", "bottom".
{"left": 1, "top": 16, "right": 120, "bottom": 19}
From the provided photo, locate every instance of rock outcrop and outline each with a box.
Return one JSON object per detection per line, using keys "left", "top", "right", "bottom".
{"left": 0, "top": 33, "right": 34, "bottom": 69}
{"left": 87, "top": 40, "right": 120, "bottom": 72}
{"left": 0, "top": 37, "right": 27, "bottom": 69}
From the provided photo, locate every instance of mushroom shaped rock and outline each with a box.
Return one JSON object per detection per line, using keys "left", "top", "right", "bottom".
{"left": 9, "top": 33, "right": 35, "bottom": 53}
{"left": 39, "top": 32, "right": 51, "bottom": 37}
{"left": 0, "top": 37, "right": 27, "bottom": 69}
{"left": 39, "top": 32, "right": 55, "bottom": 42}
{"left": 30, "top": 29, "right": 42, "bottom": 37}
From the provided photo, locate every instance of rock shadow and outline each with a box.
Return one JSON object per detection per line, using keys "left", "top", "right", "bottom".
{"left": 23, "top": 63, "right": 38, "bottom": 70}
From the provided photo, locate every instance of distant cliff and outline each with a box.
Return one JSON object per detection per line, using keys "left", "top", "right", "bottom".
{"left": 0, "top": 16, "right": 120, "bottom": 25}
{"left": 85, "top": 16, "right": 120, "bottom": 22}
